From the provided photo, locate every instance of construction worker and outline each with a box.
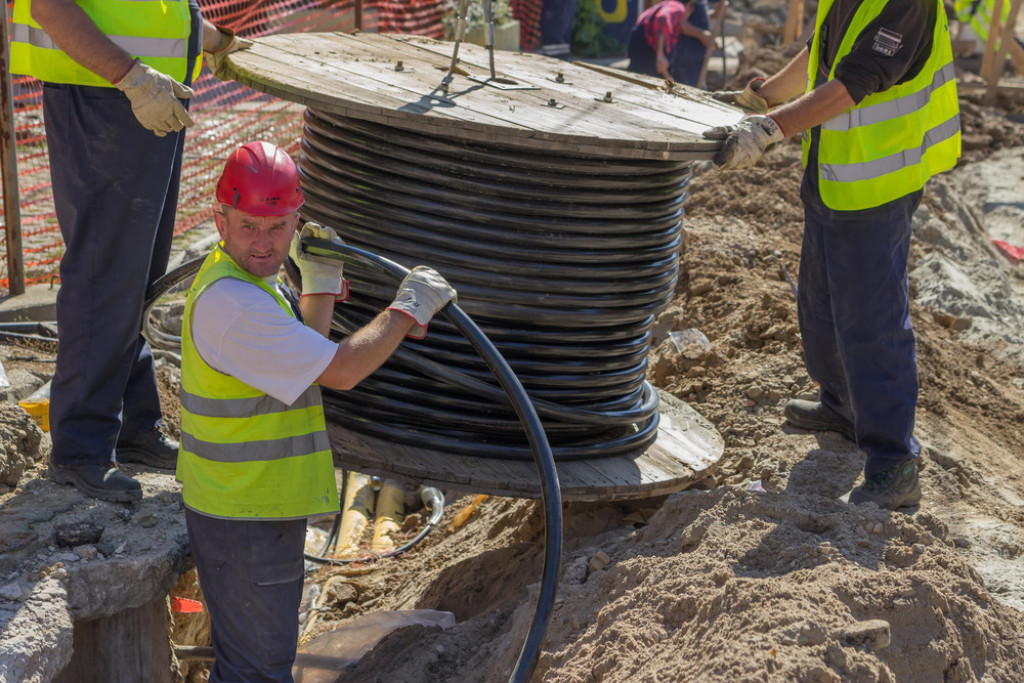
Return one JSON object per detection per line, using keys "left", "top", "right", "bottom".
{"left": 706, "top": 0, "right": 960, "bottom": 509}
{"left": 9, "top": 0, "right": 250, "bottom": 502}
{"left": 178, "top": 141, "right": 456, "bottom": 681}
{"left": 627, "top": 0, "right": 719, "bottom": 86}
{"left": 954, "top": 0, "right": 1011, "bottom": 53}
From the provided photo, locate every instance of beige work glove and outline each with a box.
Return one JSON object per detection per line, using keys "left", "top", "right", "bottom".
{"left": 288, "top": 222, "right": 349, "bottom": 299}
{"left": 205, "top": 27, "right": 254, "bottom": 80}
{"left": 703, "top": 115, "right": 785, "bottom": 170}
{"left": 712, "top": 77, "right": 769, "bottom": 114}
{"left": 114, "top": 60, "right": 195, "bottom": 137}
{"left": 387, "top": 266, "right": 457, "bottom": 339}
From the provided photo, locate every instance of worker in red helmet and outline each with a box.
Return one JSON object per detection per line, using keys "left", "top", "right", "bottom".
{"left": 177, "top": 140, "right": 456, "bottom": 682}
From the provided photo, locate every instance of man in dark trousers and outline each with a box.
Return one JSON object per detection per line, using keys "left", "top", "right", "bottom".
{"left": 10, "top": 0, "right": 248, "bottom": 501}
{"left": 627, "top": 0, "right": 719, "bottom": 86}
{"left": 707, "top": 0, "right": 961, "bottom": 509}
{"left": 179, "top": 141, "right": 455, "bottom": 680}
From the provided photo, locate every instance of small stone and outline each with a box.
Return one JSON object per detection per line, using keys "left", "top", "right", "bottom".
{"left": 136, "top": 514, "right": 159, "bottom": 529}
{"left": 589, "top": 551, "right": 611, "bottom": 572}
{"left": 75, "top": 545, "right": 99, "bottom": 561}
{"left": 746, "top": 386, "right": 765, "bottom": 400}
{"left": 569, "top": 615, "right": 583, "bottom": 630}
{"left": 841, "top": 619, "right": 890, "bottom": 650}
{"left": 53, "top": 519, "right": 104, "bottom": 548}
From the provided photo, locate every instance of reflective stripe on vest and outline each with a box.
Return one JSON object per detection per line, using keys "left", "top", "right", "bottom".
{"left": 177, "top": 245, "right": 340, "bottom": 520}
{"left": 10, "top": 0, "right": 193, "bottom": 86}
{"left": 804, "top": 0, "right": 961, "bottom": 211}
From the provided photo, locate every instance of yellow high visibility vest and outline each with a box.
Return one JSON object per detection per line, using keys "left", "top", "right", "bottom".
{"left": 805, "top": 0, "right": 961, "bottom": 211}
{"left": 10, "top": 0, "right": 199, "bottom": 86}
{"left": 954, "top": 0, "right": 1010, "bottom": 45}
{"left": 177, "top": 245, "right": 340, "bottom": 520}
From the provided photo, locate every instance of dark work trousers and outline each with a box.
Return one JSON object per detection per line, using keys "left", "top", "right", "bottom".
{"left": 539, "top": 0, "right": 577, "bottom": 58}
{"left": 671, "top": 0, "right": 709, "bottom": 87}
{"left": 42, "top": 3, "right": 200, "bottom": 467}
{"left": 186, "top": 509, "right": 307, "bottom": 683}
{"left": 798, "top": 164, "right": 922, "bottom": 478}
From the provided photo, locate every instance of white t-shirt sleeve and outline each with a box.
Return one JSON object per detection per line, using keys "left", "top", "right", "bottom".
{"left": 191, "top": 278, "right": 338, "bottom": 406}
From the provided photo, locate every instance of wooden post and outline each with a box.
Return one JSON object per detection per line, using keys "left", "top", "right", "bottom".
{"left": 0, "top": 0, "right": 25, "bottom": 296}
{"left": 979, "top": 0, "right": 1005, "bottom": 88}
{"left": 985, "top": 0, "right": 1023, "bottom": 104}
{"left": 782, "top": 0, "right": 803, "bottom": 45}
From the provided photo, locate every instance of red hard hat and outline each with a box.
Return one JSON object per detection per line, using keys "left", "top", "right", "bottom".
{"left": 216, "top": 141, "right": 304, "bottom": 216}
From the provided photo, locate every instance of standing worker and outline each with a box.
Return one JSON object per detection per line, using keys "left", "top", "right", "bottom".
{"left": 178, "top": 141, "right": 456, "bottom": 681}
{"left": 706, "top": 0, "right": 960, "bottom": 509}
{"left": 627, "top": 0, "right": 722, "bottom": 86}
{"left": 9, "top": 0, "right": 250, "bottom": 501}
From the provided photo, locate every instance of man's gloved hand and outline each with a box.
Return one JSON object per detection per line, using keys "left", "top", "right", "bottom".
{"left": 205, "top": 27, "right": 254, "bottom": 80}
{"left": 712, "top": 77, "right": 769, "bottom": 114}
{"left": 113, "top": 60, "right": 194, "bottom": 137}
{"left": 387, "top": 266, "right": 457, "bottom": 339}
{"left": 288, "top": 222, "right": 349, "bottom": 299}
{"left": 702, "top": 115, "right": 785, "bottom": 170}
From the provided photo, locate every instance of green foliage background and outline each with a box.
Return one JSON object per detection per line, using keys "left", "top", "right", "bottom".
{"left": 571, "top": 0, "right": 625, "bottom": 58}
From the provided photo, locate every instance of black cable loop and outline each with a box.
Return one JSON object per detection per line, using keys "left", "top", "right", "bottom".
{"left": 299, "top": 109, "right": 691, "bottom": 462}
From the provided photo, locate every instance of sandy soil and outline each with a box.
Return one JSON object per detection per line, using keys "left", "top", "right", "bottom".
{"left": 2, "top": 27, "right": 1023, "bottom": 683}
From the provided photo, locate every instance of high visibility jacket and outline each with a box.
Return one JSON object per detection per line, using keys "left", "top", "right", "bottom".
{"left": 805, "top": 0, "right": 961, "bottom": 211}
{"left": 177, "top": 245, "right": 340, "bottom": 520}
{"left": 9, "top": 0, "right": 199, "bottom": 86}
{"left": 954, "top": 0, "right": 1010, "bottom": 45}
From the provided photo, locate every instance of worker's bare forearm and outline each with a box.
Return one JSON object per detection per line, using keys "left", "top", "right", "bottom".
{"left": 757, "top": 46, "right": 811, "bottom": 108}
{"left": 316, "top": 310, "right": 415, "bottom": 391}
{"left": 299, "top": 294, "right": 336, "bottom": 337}
{"left": 31, "top": 0, "right": 134, "bottom": 83}
{"left": 769, "top": 79, "right": 855, "bottom": 137}
{"left": 202, "top": 19, "right": 230, "bottom": 53}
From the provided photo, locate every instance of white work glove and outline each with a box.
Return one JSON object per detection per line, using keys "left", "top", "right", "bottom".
{"left": 712, "top": 77, "right": 769, "bottom": 114}
{"left": 387, "top": 266, "right": 457, "bottom": 339}
{"left": 702, "top": 115, "right": 785, "bottom": 170}
{"left": 288, "top": 222, "right": 349, "bottom": 299}
{"left": 114, "top": 60, "right": 195, "bottom": 137}
{"left": 205, "top": 27, "right": 254, "bottom": 80}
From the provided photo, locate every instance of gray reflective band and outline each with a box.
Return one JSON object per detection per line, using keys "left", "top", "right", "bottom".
{"left": 181, "top": 430, "right": 332, "bottom": 463}
{"left": 181, "top": 385, "right": 322, "bottom": 418}
{"left": 823, "top": 62, "right": 956, "bottom": 131}
{"left": 820, "top": 113, "right": 960, "bottom": 183}
{"left": 10, "top": 23, "right": 186, "bottom": 58}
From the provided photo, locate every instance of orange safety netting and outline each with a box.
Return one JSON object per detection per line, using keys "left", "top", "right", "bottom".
{"left": 0, "top": 0, "right": 459, "bottom": 293}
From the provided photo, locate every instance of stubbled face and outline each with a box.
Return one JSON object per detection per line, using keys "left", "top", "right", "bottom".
{"left": 214, "top": 204, "right": 299, "bottom": 279}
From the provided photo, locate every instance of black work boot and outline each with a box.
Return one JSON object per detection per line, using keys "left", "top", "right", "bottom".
{"left": 117, "top": 427, "right": 180, "bottom": 470}
{"left": 848, "top": 460, "right": 922, "bottom": 510}
{"left": 49, "top": 462, "right": 143, "bottom": 503}
{"left": 782, "top": 399, "right": 855, "bottom": 441}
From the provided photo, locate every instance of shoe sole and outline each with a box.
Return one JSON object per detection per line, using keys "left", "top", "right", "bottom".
{"left": 49, "top": 468, "right": 142, "bottom": 503}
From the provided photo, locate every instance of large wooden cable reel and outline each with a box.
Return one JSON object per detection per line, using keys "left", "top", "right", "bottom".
{"left": 215, "top": 32, "right": 739, "bottom": 501}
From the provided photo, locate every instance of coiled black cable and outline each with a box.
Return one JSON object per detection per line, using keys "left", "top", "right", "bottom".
{"left": 298, "top": 110, "right": 692, "bottom": 461}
